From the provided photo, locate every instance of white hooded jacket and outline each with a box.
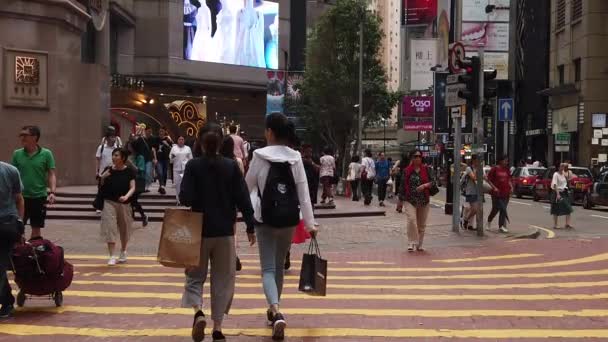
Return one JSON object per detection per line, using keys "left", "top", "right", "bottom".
{"left": 245, "top": 145, "right": 315, "bottom": 229}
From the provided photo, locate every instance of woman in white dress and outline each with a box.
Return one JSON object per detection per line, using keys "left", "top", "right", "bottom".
{"left": 190, "top": 2, "right": 213, "bottom": 62}
{"left": 235, "top": 0, "right": 266, "bottom": 67}
{"left": 211, "top": 0, "right": 237, "bottom": 64}
{"left": 170, "top": 136, "right": 193, "bottom": 205}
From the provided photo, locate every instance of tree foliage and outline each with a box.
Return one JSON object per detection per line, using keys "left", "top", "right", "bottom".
{"left": 288, "top": 0, "right": 402, "bottom": 171}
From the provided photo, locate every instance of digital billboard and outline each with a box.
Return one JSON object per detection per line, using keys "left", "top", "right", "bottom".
{"left": 183, "top": 0, "right": 279, "bottom": 69}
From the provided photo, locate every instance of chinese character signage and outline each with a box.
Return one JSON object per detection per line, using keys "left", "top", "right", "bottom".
{"left": 3, "top": 49, "right": 48, "bottom": 109}
{"left": 410, "top": 39, "right": 438, "bottom": 91}
{"left": 403, "top": 96, "right": 434, "bottom": 131}
{"left": 403, "top": 0, "right": 438, "bottom": 26}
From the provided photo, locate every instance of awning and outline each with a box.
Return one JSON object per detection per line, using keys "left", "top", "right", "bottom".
{"left": 537, "top": 84, "right": 578, "bottom": 97}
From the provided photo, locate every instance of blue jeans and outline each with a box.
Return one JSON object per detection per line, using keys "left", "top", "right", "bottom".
{"left": 256, "top": 225, "right": 296, "bottom": 306}
{"left": 155, "top": 159, "right": 169, "bottom": 187}
{"left": 145, "top": 161, "right": 154, "bottom": 189}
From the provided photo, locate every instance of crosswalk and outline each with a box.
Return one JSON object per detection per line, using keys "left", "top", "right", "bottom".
{"left": 2, "top": 243, "right": 608, "bottom": 340}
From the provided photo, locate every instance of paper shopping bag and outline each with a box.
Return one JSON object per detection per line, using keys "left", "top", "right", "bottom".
{"left": 157, "top": 208, "right": 203, "bottom": 268}
{"left": 298, "top": 237, "right": 327, "bottom": 296}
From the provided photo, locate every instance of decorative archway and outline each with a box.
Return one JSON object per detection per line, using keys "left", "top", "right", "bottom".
{"left": 166, "top": 100, "right": 207, "bottom": 139}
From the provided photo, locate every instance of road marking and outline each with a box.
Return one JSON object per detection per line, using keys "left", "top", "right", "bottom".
{"left": 17, "top": 306, "right": 608, "bottom": 318}
{"left": 346, "top": 261, "right": 395, "bottom": 265}
{"left": 75, "top": 268, "right": 608, "bottom": 280}
{"left": 511, "top": 200, "right": 532, "bottom": 206}
{"left": 18, "top": 279, "right": 608, "bottom": 291}
{"left": 51, "top": 290, "right": 608, "bottom": 301}
{"left": 68, "top": 256, "right": 394, "bottom": 266}
{"left": 432, "top": 253, "right": 542, "bottom": 263}
{"left": 530, "top": 225, "right": 556, "bottom": 239}
{"left": 2, "top": 325, "right": 608, "bottom": 339}
{"left": 592, "top": 215, "right": 608, "bottom": 219}
{"left": 72, "top": 252, "right": 608, "bottom": 273}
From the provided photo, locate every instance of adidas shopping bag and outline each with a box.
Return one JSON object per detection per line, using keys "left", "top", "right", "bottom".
{"left": 298, "top": 237, "right": 327, "bottom": 296}
{"left": 157, "top": 208, "right": 203, "bottom": 268}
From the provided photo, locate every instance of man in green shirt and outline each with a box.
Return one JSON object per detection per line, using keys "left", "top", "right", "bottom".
{"left": 11, "top": 126, "right": 57, "bottom": 239}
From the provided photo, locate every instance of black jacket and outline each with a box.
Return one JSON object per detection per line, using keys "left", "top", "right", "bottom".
{"left": 179, "top": 156, "right": 255, "bottom": 237}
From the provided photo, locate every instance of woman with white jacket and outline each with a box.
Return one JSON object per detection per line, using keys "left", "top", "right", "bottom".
{"left": 245, "top": 113, "right": 317, "bottom": 341}
{"left": 169, "top": 136, "right": 193, "bottom": 205}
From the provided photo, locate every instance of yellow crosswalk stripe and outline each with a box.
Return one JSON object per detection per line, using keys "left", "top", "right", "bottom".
{"left": 75, "top": 268, "right": 608, "bottom": 280}
{"left": 67, "top": 256, "right": 395, "bottom": 266}
{"left": 55, "top": 290, "right": 608, "bottom": 301}
{"left": 432, "top": 253, "right": 543, "bottom": 263}
{"left": 33, "top": 279, "right": 608, "bottom": 291}
{"left": 1, "top": 325, "right": 608, "bottom": 338}
{"left": 17, "top": 306, "right": 608, "bottom": 318}
{"left": 68, "top": 252, "right": 608, "bottom": 272}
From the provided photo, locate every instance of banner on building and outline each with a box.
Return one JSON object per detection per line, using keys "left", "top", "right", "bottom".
{"left": 410, "top": 39, "right": 438, "bottom": 91}
{"left": 462, "top": 0, "right": 510, "bottom": 22}
{"left": 552, "top": 106, "right": 578, "bottom": 133}
{"left": 462, "top": 22, "right": 509, "bottom": 52}
{"left": 436, "top": 0, "right": 451, "bottom": 67}
{"left": 266, "top": 70, "right": 285, "bottom": 114}
{"left": 467, "top": 51, "right": 509, "bottom": 80}
{"left": 403, "top": 96, "right": 433, "bottom": 131}
{"left": 403, "top": 0, "right": 438, "bottom": 26}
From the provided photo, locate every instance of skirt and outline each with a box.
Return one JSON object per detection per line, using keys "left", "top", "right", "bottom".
{"left": 550, "top": 190, "right": 573, "bottom": 216}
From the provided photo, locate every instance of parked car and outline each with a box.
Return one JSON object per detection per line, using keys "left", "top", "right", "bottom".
{"left": 533, "top": 166, "right": 594, "bottom": 204}
{"left": 583, "top": 171, "right": 608, "bottom": 209}
{"left": 511, "top": 167, "right": 546, "bottom": 198}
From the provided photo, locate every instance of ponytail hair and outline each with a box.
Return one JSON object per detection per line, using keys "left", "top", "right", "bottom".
{"left": 197, "top": 122, "right": 223, "bottom": 159}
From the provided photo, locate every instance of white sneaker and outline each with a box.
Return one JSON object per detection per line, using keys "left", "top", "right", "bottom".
{"left": 118, "top": 251, "right": 127, "bottom": 264}
{"left": 107, "top": 257, "right": 117, "bottom": 266}
{"left": 485, "top": 221, "right": 493, "bottom": 230}
{"left": 499, "top": 226, "right": 509, "bottom": 233}
{"left": 314, "top": 221, "right": 320, "bottom": 227}
{"left": 95, "top": 210, "right": 102, "bottom": 215}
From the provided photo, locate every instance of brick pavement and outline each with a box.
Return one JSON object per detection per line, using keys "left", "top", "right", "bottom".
{"left": 2, "top": 238, "right": 608, "bottom": 341}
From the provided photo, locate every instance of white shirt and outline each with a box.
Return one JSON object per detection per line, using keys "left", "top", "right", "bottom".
{"left": 361, "top": 157, "right": 376, "bottom": 179}
{"left": 169, "top": 145, "right": 193, "bottom": 172}
{"left": 319, "top": 155, "right": 335, "bottom": 177}
{"left": 245, "top": 145, "right": 315, "bottom": 229}
{"left": 347, "top": 162, "right": 361, "bottom": 181}
{"left": 551, "top": 171, "right": 568, "bottom": 191}
{"left": 96, "top": 143, "right": 116, "bottom": 174}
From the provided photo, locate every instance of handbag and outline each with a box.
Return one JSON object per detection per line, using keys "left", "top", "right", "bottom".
{"left": 157, "top": 208, "right": 203, "bottom": 268}
{"left": 92, "top": 166, "right": 112, "bottom": 210}
{"left": 427, "top": 166, "right": 440, "bottom": 196}
{"left": 298, "top": 237, "right": 327, "bottom": 296}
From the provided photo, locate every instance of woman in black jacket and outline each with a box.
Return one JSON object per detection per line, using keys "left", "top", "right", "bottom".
{"left": 179, "top": 123, "right": 256, "bottom": 342}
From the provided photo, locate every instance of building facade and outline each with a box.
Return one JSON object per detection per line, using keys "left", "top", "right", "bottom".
{"left": 1, "top": 0, "right": 291, "bottom": 185}
{"left": 544, "top": 0, "right": 608, "bottom": 168}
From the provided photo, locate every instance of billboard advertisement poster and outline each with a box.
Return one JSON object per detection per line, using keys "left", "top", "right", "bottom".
{"left": 410, "top": 39, "right": 438, "bottom": 91}
{"left": 436, "top": 0, "right": 451, "bottom": 67}
{"left": 467, "top": 51, "right": 509, "bottom": 80}
{"left": 404, "top": 121, "right": 433, "bottom": 131}
{"left": 462, "top": 22, "right": 509, "bottom": 52}
{"left": 552, "top": 106, "right": 579, "bottom": 134}
{"left": 266, "top": 70, "right": 285, "bottom": 114}
{"left": 403, "top": 0, "right": 438, "bottom": 26}
{"left": 462, "top": 0, "right": 510, "bottom": 22}
{"left": 403, "top": 96, "right": 434, "bottom": 117}
{"left": 183, "top": 0, "right": 279, "bottom": 69}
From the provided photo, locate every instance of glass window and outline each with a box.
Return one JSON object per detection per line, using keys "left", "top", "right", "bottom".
{"left": 556, "top": 0, "right": 566, "bottom": 30}
{"left": 571, "top": 168, "right": 592, "bottom": 178}
{"left": 527, "top": 168, "right": 545, "bottom": 176}
{"left": 574, "top": 58, "right": 581, "bottom": 82}
{"left": 558, "top": 65, "right": 565, "bottom": 85}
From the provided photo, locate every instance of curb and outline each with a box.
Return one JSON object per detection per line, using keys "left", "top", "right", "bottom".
{"left": 510, "top": 228, "right": 541, "bottom": 240}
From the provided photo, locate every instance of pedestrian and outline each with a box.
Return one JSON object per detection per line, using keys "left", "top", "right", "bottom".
{"left": 220, "top": 135, "right": 245, "bottom": 271}
{"left": 100, "top": 125, "right": 123, "bottom": 148}
{"left": 11, "top": 125, "right": 56, "bottom": 240}
{"left": 127, "top": 136, "right": 149, "bottom": 227}
{"left": 179, "top": 123, "right": 256, "bottom": 342}
{"left": 386, "top": 157, "right": 394, "bottom": 199}
{"left": 132, "top": 125, "right": 153, "bottom": 192}
{"left": 245, "top": 113, "right": 317, "bottom": 341}
{"left": 98, "top": 148, "right": 136, "bottom": 266}
{"left": 319, "top": 147, "right": 336, "bottom": 205}
{"left": 169, "top": 136, "right": 193, "bottom": 205}
{"left": 551, "top": 163, "right": 574, "bottom": 230}
{"left": 401, "top": 150, "right": 435, "bottom": 252}
{"left": 461, "top": 155, "right": 486, "bottom": 231}
{"left": 347, "top": 155, "right": 361, "bottom": 201}
{"left": 229, "top": 124, "right": 247, "bottom": 161}
{"left": 0, "top": 161, "right": 25, "bottom": 319}
{"left": 302, "top": 144, "right": 320, "bottom": 206}
{"left": 375, "top": 152, "right": 390, "bottom": 207}
{"left": 95, "top": 130, "right": 119, "bottom": 214}
{"left": 486, "top": 155, "right": 512, "bottom": 233}
{"left": 156, "top": 127, "right": 174, "bottom": 195}
{"left": 360, "top": 149, "right": 376, "bottom": 205}
{"left": 391, "top": 153, "right": 409, "bottom": 213}
{"left": 241, "top": 131, "right": 251, "bottom": 167}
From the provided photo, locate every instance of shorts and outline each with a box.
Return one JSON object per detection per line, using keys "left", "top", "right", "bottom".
{"left": 465, "top": 194, "right": 479, "bottom": 203}
{"left": 24, "top": 197, "right": 48, "bottom": 228}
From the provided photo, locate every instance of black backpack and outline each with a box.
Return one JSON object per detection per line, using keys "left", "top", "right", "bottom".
{"left": 260, "top": 162, "right": 300, "bottom": 228}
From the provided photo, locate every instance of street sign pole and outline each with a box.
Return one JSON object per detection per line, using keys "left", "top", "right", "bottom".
{"left": 451, "top": 107, "right": 462, "bottom": 233}
{"left": 475, "top": 47, "right": 485, "bottom": 237}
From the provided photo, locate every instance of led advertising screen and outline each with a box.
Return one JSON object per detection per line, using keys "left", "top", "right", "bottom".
{"left": 183, "top": 0, "right": 279, "bottom": 69}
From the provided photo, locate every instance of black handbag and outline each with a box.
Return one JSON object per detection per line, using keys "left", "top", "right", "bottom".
{"left": 427, "top": 166, "right": 440, "bottom": 196}
{"left": 298, "top": 237, "right": 327, "bottom": 296}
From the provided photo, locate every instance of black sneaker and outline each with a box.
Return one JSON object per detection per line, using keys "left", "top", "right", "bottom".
{"left": 266, "top": 309, "right": 274, "bottom": 326}
{"left": 142, "top": 215, "right": 149, "bottom": 227}
{"left": 236, "top": 257, "right": 242, "bottom": 271}
{"left": 284, "top": 252, "right": 291, "bottom": 270}
{"left": 159, "top": 187, "right": 166, "bottom": 195}
{"left": 0, "top": 305, "right": 14, "bottom": 319}
{"left": 272, "top": 313, "right": 287, "bottom": 340}
{"left": 192, "top": 310, "right": 206, "bottom": 342}
{"left": 212, "top": 330, "right": 226, "bottom": 341}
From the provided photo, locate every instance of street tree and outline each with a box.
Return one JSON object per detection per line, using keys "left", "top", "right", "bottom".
{"left": 288, "top": 0, "right": 402, "bottom": 173}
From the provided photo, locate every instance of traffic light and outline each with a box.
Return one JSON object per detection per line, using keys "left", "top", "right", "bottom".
{"left": 483, "top": 69, "right": 498, "bottom": 99}
{"left": 457, "top": 56, "right": 481, "bottom": 108}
